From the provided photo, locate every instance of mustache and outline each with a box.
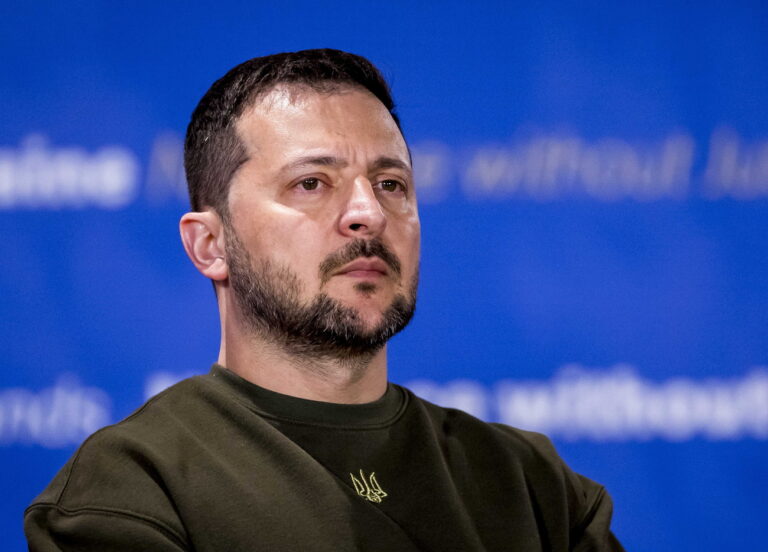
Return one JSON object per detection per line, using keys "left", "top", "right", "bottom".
{"left": 319, "top": 239, "right": 402, "bottom": 284}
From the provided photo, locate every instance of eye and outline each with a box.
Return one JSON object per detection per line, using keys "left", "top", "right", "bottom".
{"left": 377, "top": 179, "right": 406, "bottom": 194}
{"left": 297, "top": 177, "right": 321, "bottom": 191}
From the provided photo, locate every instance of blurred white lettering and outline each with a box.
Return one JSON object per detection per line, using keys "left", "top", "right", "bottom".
{"left": 0, "top": 134, "right": 138, "bottom": 209}
{"left": 407, "top": 364, "right": 768, "bottom": 441}
{"left": 0, "top": 376, "right": 111, "bottom": 448}
{"left": 145, "top": 132, "right": 188, "bottom": 205}
{"left": 144, "top": 371, "right": 197, "bottom": 399}
{"left": 462, "top": 134, "right": 695, "bottom": 201}
{"left": 703, "top": 127, "right": 768, "bottom": 199}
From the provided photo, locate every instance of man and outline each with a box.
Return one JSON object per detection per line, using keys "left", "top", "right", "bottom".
{"left": 25, "top": 49, "right": 624, "bottom": 551}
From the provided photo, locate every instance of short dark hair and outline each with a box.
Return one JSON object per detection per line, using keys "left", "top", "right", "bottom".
{"left": 184, "top": 48, "right": 401, "bottom": 215}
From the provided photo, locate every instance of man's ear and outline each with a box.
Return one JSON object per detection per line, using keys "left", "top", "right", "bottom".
{"left": 179, "top": 210, "right": 228, "bottom": 281}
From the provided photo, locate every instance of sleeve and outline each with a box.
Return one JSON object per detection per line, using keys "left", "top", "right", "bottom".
{"left": 495, "top": 426, "right": 626, "bottom": 551}
{"left": 25, "top": 504, "right": 189, "bottom": 552}
{"left": 569, "top": 474, "right": 626, "bottom": 552}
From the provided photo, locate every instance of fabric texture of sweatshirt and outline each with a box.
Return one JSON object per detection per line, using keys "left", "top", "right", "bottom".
{"left": 25, "top": 364, "right": 625, "bottom": 551}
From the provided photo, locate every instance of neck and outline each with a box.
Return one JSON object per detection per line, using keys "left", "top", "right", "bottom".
{"left": 217, "top": 302, "right": 389, "bottom": 404}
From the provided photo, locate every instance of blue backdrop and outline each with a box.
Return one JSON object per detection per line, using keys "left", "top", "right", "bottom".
{"left": 3, "top": 2, "right": 768, "bottom": 550}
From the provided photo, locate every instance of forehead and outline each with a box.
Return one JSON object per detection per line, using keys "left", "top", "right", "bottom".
{"left": 234, "top": 85, "right": 409, "bottom": 164}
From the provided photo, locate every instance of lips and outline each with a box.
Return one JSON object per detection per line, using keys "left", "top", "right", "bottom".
{"left": 335, "top": 258, "right": 389, "bottom": 278}
{"left": 319, "top": 238, "right": 402, "bottom": 285}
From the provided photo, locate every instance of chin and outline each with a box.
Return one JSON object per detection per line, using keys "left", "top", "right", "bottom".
{"left": 354, "top": 294, "right": 387, "bottom": 310}
{"left": 325, "top": 283, "right": 398, "bottom": 320}
{"left": 349, "top": 299, "right": 395, "bottom": 327}
{"left": 332, "top": 282, "right": 389, "bottom": 303}
{"left": 357, "top": 309, "right": 389, "bottom": 329}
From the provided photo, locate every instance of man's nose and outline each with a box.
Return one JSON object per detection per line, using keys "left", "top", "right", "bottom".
{"left": 337, "top": 176, "right": 387, "bottom": 238}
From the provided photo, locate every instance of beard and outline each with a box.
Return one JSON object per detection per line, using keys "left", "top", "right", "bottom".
{"left": 224, "top": 225, "right": 417, "bottom": 361}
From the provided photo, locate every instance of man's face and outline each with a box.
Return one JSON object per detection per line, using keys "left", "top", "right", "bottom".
{"left": 223, "top": 85, "right": 420, "bottom": 357}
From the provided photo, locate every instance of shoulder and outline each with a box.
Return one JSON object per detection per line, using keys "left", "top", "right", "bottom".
{"left": 62, "top": 374, "right": 214, "bottom": 463}
{"left": 27, "top": 375, "right": 215, "bottom": 517}
{"left": 403, "top": 386, "right": 611, "bottom": 522}
{"left": 404, "top": 386, "right": 562, "bottom": 462}
{"left": 24, "top": 375, "right": 219, "bottom": 548}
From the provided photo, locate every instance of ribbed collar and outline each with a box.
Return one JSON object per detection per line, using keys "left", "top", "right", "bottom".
{"left": 208, "top": 364, "right": 407, "bottom": 429}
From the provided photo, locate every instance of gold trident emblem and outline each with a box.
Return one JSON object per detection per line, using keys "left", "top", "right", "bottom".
{"left": 350, "top": 469, "right": 388, "bottom": 503}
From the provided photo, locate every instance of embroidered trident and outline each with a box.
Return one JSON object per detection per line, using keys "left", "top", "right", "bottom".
{"left": 350, "top": 469, "right": 388, "bottom": 503}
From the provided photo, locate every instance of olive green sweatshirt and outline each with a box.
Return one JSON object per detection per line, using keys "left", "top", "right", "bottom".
{"left": 25, "top": 365, "right": 624, "bottom": 551}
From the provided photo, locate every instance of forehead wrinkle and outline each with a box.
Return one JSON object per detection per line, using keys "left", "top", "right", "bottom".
{"left": 233, "top": 87, "right": 410, "bottom": 182}
{"left": 232, "top": 86, "right": 308, "bottom": 164}
{"left": 240, "top": 83, "right": 364, "bottom": 123}
{"left": 233, "top": 93, "right": 356, "bottom": 171}
{"left": 278, "top": 154, "right": 410, "bottom": 177}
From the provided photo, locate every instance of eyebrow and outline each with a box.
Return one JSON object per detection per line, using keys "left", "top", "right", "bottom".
{"left": 370, "top": 156, "right": 411, "bottom": 172}
{"left": 278, "top": 155, "right": 411, "bottom": 175}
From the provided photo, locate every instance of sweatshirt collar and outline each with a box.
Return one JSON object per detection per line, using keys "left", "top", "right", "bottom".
{"left": 209, "top": 364, "right": 407, "bottom": 428}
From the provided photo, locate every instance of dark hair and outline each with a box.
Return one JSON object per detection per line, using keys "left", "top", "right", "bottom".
{"left": 184, "top": 48, "right": 401, "bottom": 215}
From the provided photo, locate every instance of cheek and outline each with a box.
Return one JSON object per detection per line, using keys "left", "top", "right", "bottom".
{"left": 233, "top": 214, "right": 310, "bottom": 257}
{"left": 263, "top": 221, "right": 330, "bottom": 281}
{"left": 239, "top": 203, "right": 318, "bottom": 249}
{"left": 393, "top": 220, "right": 421, "bottom": 270}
